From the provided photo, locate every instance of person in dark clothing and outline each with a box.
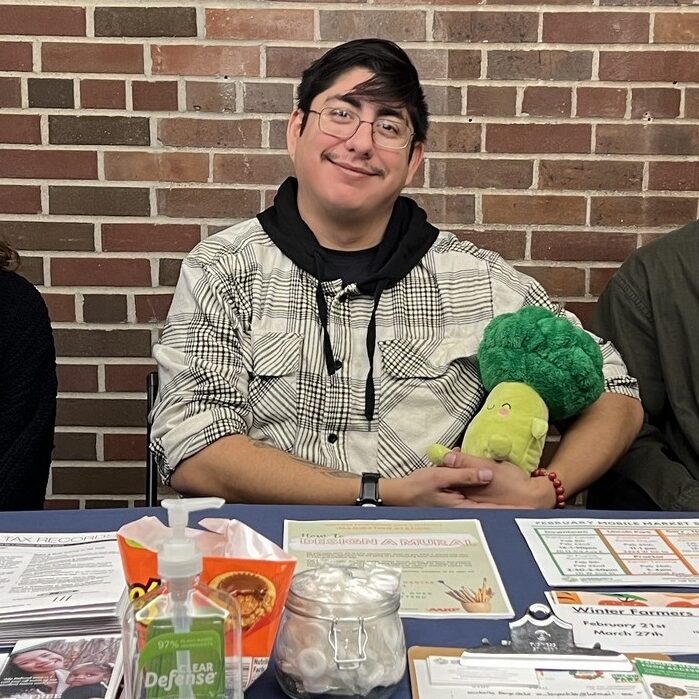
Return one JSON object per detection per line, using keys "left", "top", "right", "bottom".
{"left": 588, "top": 219, "right": 699, "bottom": 511}
{"left": 0, "top": 240, "right": 57, "bottom": 510}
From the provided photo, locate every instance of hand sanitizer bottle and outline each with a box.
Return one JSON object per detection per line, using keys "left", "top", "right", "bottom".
{"left": 121, "top": 498, "right": 243, "bottom": 699}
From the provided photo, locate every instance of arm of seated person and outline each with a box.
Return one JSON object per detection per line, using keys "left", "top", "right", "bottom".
{"left": 170, "top": 433, "right": 494, "bottom": 507}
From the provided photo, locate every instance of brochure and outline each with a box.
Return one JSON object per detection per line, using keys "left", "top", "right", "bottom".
{"left": 635, "top": 659, "right": 699, "bottom": 699}
{"left": 516, "top": 519, "right": 699, "bottom": 587}
{"left": 283, "top": 519, "right": 513, "bottom": 618}
{"left": 547, "top": 590, "right": 699, "bottom": 654}
{"left": 0, "top": 634, "right": 122, "bottom": 699}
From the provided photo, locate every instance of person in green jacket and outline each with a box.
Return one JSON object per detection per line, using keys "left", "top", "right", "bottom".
{"left": 588, "top": 219, "right": 699, "bottom": 511}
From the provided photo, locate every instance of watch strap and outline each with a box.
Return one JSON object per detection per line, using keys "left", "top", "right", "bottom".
{"left": 356, "top": 472, "right": 382, "bottom": 506}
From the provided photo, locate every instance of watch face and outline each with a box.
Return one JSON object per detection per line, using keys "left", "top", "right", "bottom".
{"left": 357, "top": 472, "right": 381, "bottom": 505}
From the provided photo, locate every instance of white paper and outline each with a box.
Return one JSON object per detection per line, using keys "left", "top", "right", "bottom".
{"left": 427, "top": 656, "right": 538, "bottom": 686}
{"left": 546, "top": 591, "right": 699, "bottom": 654}
{"left": 517, "top": 519, "right": 699, "bottom": 587}
{"left": 413, "top": 660, "right": 647, "bottom": 698}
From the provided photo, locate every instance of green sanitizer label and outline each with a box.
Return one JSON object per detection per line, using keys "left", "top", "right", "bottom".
{"left": 139, "top": 622, "right": 226, "bottom": 699}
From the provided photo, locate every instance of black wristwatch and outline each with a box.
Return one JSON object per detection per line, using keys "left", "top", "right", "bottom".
{"left": 356, "top": 472, "right": 382, "bottom": 506}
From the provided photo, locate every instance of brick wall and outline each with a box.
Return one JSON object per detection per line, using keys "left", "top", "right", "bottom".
{"left": 1, "top": 1, "right": 697, "bottom": 508}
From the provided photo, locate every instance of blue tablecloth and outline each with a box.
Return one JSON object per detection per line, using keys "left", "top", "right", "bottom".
{"left": 2, "top": 505, "right": 696, "bottom": 697}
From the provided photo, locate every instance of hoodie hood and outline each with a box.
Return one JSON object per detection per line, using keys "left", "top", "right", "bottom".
{"left": 257, "top": 176, "right": 439, "bottom": 421}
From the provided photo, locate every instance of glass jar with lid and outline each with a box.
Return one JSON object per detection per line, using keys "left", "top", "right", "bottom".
{"left": 272, "top": 564, "right": 405, "bottom": 699}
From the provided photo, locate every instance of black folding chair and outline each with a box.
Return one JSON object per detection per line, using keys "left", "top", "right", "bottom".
{"left": 145, "top": 371, "right": 159, "bottom": 507}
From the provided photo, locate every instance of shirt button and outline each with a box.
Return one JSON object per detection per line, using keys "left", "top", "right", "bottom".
{"left": 328, "top": 433, "right": 338, "bottom": 444}
{"left": 334, "top": 359, "right": 343, "bottom": 371}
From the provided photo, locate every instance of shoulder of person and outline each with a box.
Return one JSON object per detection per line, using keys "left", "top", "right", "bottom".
{"left": 429, "top": 230, "right": 508, "bottom": 267}
{"left": 186, "top": 217, "right": 272, "bottom": 268}
{"left": 0, "top": 270, "right": 48, "bottom": 316}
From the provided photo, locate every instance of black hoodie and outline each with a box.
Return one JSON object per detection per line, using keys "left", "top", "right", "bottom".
{"left": 258, "top": 177, "right": 439, "bottom": 422}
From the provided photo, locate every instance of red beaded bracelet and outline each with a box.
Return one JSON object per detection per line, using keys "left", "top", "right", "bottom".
{"left": 531, "top": 468, "right": 566, "bottom": 509}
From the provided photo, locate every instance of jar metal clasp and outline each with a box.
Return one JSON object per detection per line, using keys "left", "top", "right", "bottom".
{"left": 328, "top": 617, "right": 367, "bottom": 670}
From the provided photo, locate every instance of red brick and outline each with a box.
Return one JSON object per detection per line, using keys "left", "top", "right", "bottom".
{"left": 412, "top": 193, "right": 475, "bottom": 225}
{"left": 0, "top": 221, "right": 93, "bottom": 251}
{"left": 0, "top": 41, "right": 32, "bottom": 71}
{"left": 515, "top": 265, "right": 585, "bottom": 297}
{"left": 0, "top": 185, "right": 41, "bottom": 214}
{"left": 268, "top": 120, "right": 288, "bottom": 149}
{"left": 576, "top": 87, "right": 627, "bottom": 118}
{"left": 0, "top": 77, "right": 20, "bottom": 107}
{"left": 206, "top": 9, "right": 313, "bottom": 40}
{"left": 319, "top": 10, "right": 426, "bottom": 41}
{"left": 0, "top": 149, "right": 97, "bottom": 179}
{"left": 85, "top": 499, "right": 131, "bottom": 508}
{"left": 44, "top": 499, "right": 81, "bottom": 510}
{"left": 135, "top": 294, "right": 174, "bottom": 323}
{"left": 405, "top": 49, "right": 449, "bottom": 81}
{"left": 427, "top": 123, "right": 480, "bottom": 153}
{"left": 42, "top": 43, "right": 143, "bottom": 74}
{"left": 214, "top": 153, "right": 293, "bottom": 185}
{"left": 54, "top": 467, "right": 143, "bottom": 495}
{"left": 49, "top": 186, "right": 150, "bottom": 216}
{"left": 43, "top": 293, "right": 76, "bottom": 322}
{"left": 539, "top": 160, "right": 643, "bottom": 191}
{"left": 467, "top": 86, "right": 516, "bottom": 117}
{"left": 600, "top": 51, "right": 699, "bottom": 82}
{"left": 104, "top": 152, "right": 209, "bottom": 183}
{"left": 565, "top": 301, "right": 595, "bottom": 330}
{"left": 430, "top": 158, "right": 532, "bottom": 189}
{"left": 158, "top": 188, "right": 260, "bottom": 219}
{"left": 54, "top": 330, "right": 151, "bottom": 358}
{"left": 94, "top": 7, "right": 196, "bottom": 38}
{"left": 483, "top": 195, "right": 586, "bottom": 225}
{"left": 104, "top": 433, "right": 146, "bottom": 461}
{"left": 243, "top": 82, "right": 294, "bottom": 114}
{"left": 648, "top": 162, "right": 699, "bottom": 191}
{"left": 102, "top": 223, "right": 200, "bottom": 252}
{"left": 49, "top": 115, "right": 149, "bottom": 146}
{"left": 531, "top": 231, "right": 636, "bottom": 262}
{"left": 488, "top": 51, "right": 592, "bottom": 80}
{"left": 83, "top": 294, "right": 128, "bottom": 323}
{"left": 422, "top": 85, "right": 462, "bottom": 116}
{"left": 434, "top": 11, "right": 538, "bottom": 42}
{"left": 28, "top": 78, "right": 74, "bottom": 108}
{"left": 52, "top": 258, "right": 151, "bottom": 287}
{"left": 53, "top": 433, "right": 96, "bottom": 461}
{"left": 591, "top": 196, "right": 698, "bottom": 227}
{"left": 0, "top": 5, "right": 85, "bottom": 35}
{"left": 158, "top": 118, "right": 260, "bottom": 148}
{"left": 105, "top": 364, "right": 156, "bottom": 392}
{"left": 630, "top": 88, "right": 681, "bottom": 119}
{"left": 686, "top": 89, "right": 699, "bottom": 119}
{"left": 447, "top": 50, "right": 481, "bottom": 80}
{"left": 654, "top": 13, "right": 699, "bottom": 43}
{"left": 543, "top": 12, "right": 648, "bottom": 43}
{"left": 522, "top": 87, "right": 571, "bottom": 117}
{"left": 266, "top": 46, "right": 324, "bottom": 79}
{"left": 57, "top": 364, "right": 98, "bottom": 392}
{"left": 132, "top": 81, "right": 178, "bottom": 111}
{"left": 596, "top": 124, "right": 699, "bottom": 155}
{"left": 0, "top": 115, "right": 41, "bottom": 144}
{"left": 151, "top": 45, "right": 259, "bottom": 77}
{"left": 455, "top": 230, "right": 526, "bottom": 260}
{"left": 186, "top": 81, "right": 236, "bottom": 113}
{"left": 487, "top": 124, "right": 590, "bottom": 154}
{"left": 18, "top": 257, "right": 44, "bottom": 285}
{"left": 590, "top": 267, "right": 619, "bottom": 296}
{"left": 159, "top": 258, "right": 183, "bottom": 286}
{"left": 80, "top": 79, "right": 126, "bottom": 109}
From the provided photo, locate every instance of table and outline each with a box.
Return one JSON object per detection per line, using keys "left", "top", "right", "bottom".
{"left": 2, "top": 505, "right": 697, "bottom": 698}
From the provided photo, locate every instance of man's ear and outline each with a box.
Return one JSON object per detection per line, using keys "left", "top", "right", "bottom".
{"left": 404, "top": 141, "right": 424, "bottom": 186}
{"left": 287, "top": 109, "right": 303, "bottom": 162}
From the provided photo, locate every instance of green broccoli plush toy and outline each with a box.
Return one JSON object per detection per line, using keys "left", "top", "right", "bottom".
{"left": 428, "top": 306, "right": 605, "bottom": 474}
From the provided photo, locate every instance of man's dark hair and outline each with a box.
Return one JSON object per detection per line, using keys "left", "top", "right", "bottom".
{"left": 297, "top": 38, "right": 429, "bottom": 146}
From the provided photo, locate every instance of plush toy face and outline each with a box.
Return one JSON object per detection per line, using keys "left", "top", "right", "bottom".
{"left": 461, "top": 382, "right": 549, "bottom": 473}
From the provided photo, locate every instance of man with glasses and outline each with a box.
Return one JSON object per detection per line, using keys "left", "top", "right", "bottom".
{"left": 151, "top": 39, "right": 642, "bottom": 508}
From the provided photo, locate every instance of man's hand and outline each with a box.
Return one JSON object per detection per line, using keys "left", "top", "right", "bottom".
{"left": 439, "top": 449, "right": 551, "bottom": 508}
{"left": 382, "top": 464, "right": 502, "bottom": 508}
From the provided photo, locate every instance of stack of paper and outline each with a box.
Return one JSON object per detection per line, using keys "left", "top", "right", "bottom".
{"left": 0, "top": 532, "right": 128, "bottom": 644}
{"left": 0, "top": 634, "right": 122, "bottom": 699}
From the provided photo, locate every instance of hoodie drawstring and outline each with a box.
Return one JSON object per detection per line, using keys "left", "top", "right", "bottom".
{"left": 313, "top": 251, "right": 337, "bottom": 377}
{"left": 364, "top": 280, "right": 388, "bottom": 422}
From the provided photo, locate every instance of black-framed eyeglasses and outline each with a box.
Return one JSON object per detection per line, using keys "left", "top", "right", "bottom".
{"left": 307, "top": 107, "right": 414, "bottom": 150}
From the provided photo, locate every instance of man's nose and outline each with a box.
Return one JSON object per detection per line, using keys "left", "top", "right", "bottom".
{"left": 344, "top": 120, "right": 374, "bottom": 154}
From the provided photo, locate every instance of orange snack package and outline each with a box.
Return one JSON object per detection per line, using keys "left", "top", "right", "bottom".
{"left": 117, "top": 515, "right": 296, "bottom": 689}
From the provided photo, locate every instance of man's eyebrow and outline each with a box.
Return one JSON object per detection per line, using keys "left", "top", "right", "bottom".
{"left": 324, "top": 94, "right": 407, "bottom": 122}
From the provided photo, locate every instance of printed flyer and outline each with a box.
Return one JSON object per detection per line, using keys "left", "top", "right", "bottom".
{"left": 516, "top": 519, "right": 699, "bottom": 587}
{"left": 635, "top": 659, "right": 699, "bottom": 699}
{"left": 283, "top": 519, "right": 513, "bottom": 618}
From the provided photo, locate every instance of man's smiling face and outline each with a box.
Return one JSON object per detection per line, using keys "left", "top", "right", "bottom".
{"left": 287, "top": 67, "right": 423, "bottom": 228}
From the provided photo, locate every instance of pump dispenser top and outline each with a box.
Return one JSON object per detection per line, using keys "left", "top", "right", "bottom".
{"left": 159, "top": 497, "right": 224, "bottom": 580}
